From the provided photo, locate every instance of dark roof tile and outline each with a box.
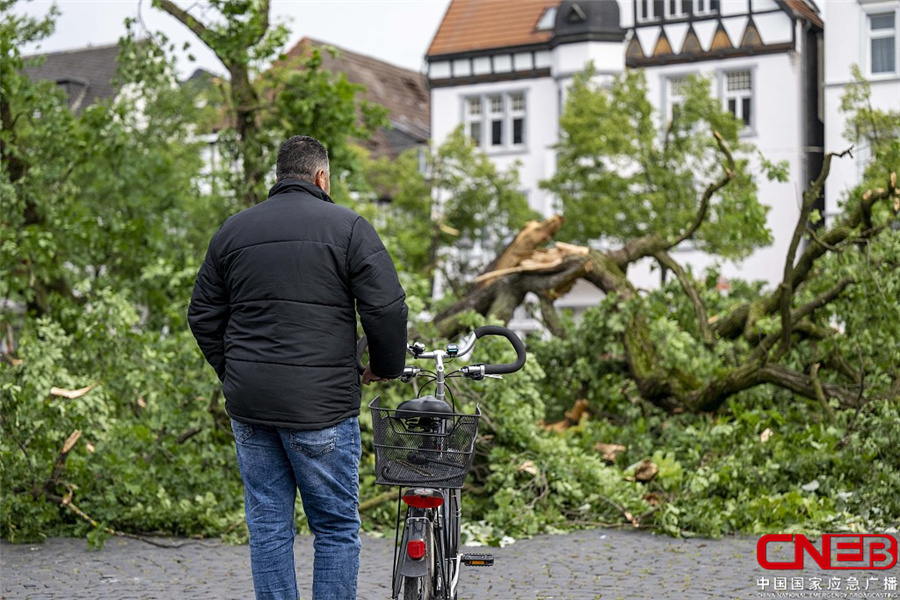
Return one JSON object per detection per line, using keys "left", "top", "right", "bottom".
{"left": 23, "top": 43, "right": 121, "bottom": 112}
{"left": 283, "top": 38, "right": 430, "bottom": 159}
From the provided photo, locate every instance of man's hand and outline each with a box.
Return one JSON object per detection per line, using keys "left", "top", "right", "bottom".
{"left": 362, "top": 363, "right": 387, "bottom": 386}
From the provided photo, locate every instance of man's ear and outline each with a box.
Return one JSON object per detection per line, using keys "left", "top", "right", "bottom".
{"left": 315, "top": 169, "right": 328, "bottom": 192}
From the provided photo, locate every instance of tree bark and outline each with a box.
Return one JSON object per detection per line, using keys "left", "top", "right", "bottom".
{"left": 155, "top": 0, "right": 269, "bottom": 206}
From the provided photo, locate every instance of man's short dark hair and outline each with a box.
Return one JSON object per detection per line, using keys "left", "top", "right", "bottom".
{"left": 276, "top": 135, "right": 329, "bottom": 183}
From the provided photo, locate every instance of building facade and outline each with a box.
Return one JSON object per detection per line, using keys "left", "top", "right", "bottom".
{"left": 425, "top": 0, "right": 825, "bottom": 310}
{"left": 822, "top": 0, "right": 900, "bottom": 218}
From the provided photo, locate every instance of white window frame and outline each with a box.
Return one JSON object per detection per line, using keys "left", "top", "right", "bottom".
{"left": 722, "top": 69, "right": 755, "bottom": 135}
{"left": 462, "top": 90, "right": 528, "bottom": 152}
{"left": 864, "top": 5, "right": 899, "bottom": 77}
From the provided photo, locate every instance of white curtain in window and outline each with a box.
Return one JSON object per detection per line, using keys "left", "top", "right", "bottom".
{"left": 870, "top": 13, "right": 896, "bottom": 74}
{"left": 872, "top": 36, "right": 896, "bottom": 73}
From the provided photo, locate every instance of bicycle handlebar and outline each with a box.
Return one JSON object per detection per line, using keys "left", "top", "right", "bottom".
{"left": 355, "top": 325, "right": 526, "bottom": 379}
{"left": 470, "top": 325, "right": 527, "bottom": 375}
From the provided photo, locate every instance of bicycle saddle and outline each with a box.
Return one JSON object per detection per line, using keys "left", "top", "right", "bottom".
{"left": 395, "top": 395, "right": 453, "bottom": 419}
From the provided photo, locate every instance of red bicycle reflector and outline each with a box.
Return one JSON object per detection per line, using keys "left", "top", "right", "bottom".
{"left": 407, "top": 539, "right": 426, "bottom": 560}
{"left": 402, "top": 489, "right": 444, "bottom": 509}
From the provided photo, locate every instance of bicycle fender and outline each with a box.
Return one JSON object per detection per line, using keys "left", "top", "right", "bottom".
{"left": 398, "top": 516, "right": 430, "bottom": 578}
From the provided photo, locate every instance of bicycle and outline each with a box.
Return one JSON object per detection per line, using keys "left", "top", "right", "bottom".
{"left": 358, "top": 325, "right": 526, "bottom": 600}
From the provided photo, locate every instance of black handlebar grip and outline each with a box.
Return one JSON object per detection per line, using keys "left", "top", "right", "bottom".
{"left": 473, "top": 325, "right": 527, "bottom": 375}
{"left": 356, "top": 336, "right": 368, "bottom": 375}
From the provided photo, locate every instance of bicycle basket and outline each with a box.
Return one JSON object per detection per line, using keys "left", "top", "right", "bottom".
{"left": 368, "top": 396, "right": 480, "bottom": 488}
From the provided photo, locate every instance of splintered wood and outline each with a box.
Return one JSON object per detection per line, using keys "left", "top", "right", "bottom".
{"left": 476, "top": 216, "right": 589, "bottom": 286}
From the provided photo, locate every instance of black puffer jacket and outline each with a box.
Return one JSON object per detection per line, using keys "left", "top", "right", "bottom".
{"left": 188, "top": 179, "right": 408, "bottom": 430}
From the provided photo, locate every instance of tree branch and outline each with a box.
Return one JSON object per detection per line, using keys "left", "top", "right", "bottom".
{"left": 44, "top": 430, "right": 81, "bottom": 497}
{"left": 810, "top": 363, "right": 837, "bottom": 423}
{"left": 608, "top": 233, "right": 669, "bottom": 272}
{"left": 537, "top": 292, "right": 568, "bottom": 339}
{"left": 653, "top": 250, "right": 714, "bottom": 347}
{"left": 750, "top": 276, "right": 855, "bottom": 363}
{"left": 669, "top": 131, "right": 736, "bottom": 248}
{"left": 359, "top": 489, "right": 398, "bottom": 512}
{"left": 756, "top": 363, "right": 857, "bottom": 407}
{"left": 779, "top": 147, "right": 853, "bottom": 350}
{"left": 153, "top": 0, "right": 223, "bottom": 64}
{"left": 714, "top": 171, "right": 898, "bottom": 341}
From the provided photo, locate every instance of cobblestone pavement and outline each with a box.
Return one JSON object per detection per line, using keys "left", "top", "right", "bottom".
{"left": 2, "top": 528, "right": 898, "bottom": 600}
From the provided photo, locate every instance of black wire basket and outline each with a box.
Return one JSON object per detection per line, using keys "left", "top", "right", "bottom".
{"left": 369, "top": 396, "right": 480, "bottom": 488}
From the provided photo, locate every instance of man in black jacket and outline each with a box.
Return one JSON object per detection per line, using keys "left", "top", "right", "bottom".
{"left": 189, "top": 135, "right": 408, "bottom": 600}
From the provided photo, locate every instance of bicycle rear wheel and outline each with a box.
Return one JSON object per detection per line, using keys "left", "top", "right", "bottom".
{"left": 443, "top": 490, "right": 461, "bottom": 599}
{"left": 401, "top": 573, "right": 433, "bottom": 600}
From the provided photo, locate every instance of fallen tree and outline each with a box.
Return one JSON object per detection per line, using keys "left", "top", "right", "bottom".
{"left": 434, "top": 152, "right": 898, "bottom": 413}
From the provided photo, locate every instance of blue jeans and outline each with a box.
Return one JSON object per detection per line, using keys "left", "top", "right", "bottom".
{"left": 231, "top": 417, "right": 362, "bottom": 600}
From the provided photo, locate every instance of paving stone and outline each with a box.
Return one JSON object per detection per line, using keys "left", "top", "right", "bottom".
{"left": 1, "top": 529, "right": 898, "bottom": 599}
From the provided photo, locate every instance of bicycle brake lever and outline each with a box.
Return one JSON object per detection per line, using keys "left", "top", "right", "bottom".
{"left": 484, "top": 374, "right": 504, "bottom": 380}
{"left": 400, "top": 366, "right": 420, "bottom": 383}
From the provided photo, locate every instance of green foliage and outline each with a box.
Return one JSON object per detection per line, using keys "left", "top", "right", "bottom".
{"left": 362, "top": 127, "right": 539, "bottom": 292}
{"left": 0, "top": 296, "right": 243, "bottom": 544}
{"left": 528, "top": 295, "right": 900, "bottom": 537}
{"left": 543, "top": 67, "right": 774, "bottom": 259}
{"left": 1, "top": 2, "right": 239, "bottom": 544}
{"left": 839, "top": 65, "right": 900, "bottom": 190}
{"left": 3, "top": 2, "right": 898, "bottom": 549}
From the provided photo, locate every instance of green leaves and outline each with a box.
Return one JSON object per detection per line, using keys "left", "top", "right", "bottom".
{"left": 542, "top": 66, "right": 771, "bottom": 258}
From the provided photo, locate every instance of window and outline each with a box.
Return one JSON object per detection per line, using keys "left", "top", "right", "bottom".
{"left": 693, "top": 0, "right": 719, "bottom": 16}
{"left": 666, "top": 0, "right": 687, "bottom": 19}
{"left": 636, "top": 0, "right": 663, "bottom": 22}
{"left": 489, "top": 95, "right": 503, "bottom": 146}
{"left": 510, "top": 92, "right": 526, "bottom": 145}
{"left": 667, "top": 75, "right": 690, "bottom": 122}
{"left": 463, "top": 91, "right": 527, "bottom": 150}
{"left": 465, "top": 97, "right": 482, "bottom": 148}
{"left": 869, "top": 12, "right": 896, "bottom": 75}
{"left": 724, "top": 70, "right": 753, "bottom": 129}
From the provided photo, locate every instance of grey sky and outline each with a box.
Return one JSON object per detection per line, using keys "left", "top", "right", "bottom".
{"left": 16, "top": 0, "right": 452, "bottom": 78}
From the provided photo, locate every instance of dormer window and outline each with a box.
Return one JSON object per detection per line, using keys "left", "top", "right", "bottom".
{"left": 536, "top": 6, "right": 557, "bottom": 30}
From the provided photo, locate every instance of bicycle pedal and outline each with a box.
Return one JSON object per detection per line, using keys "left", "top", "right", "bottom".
{"left": 461, "top": 553, "right": 494, "bottom": 567}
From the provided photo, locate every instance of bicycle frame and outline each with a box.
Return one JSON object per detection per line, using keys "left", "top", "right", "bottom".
{"left": 391, "top": 342, "right": 464, "bottom": 600}
{"left": 365, "top": 326, "right": 525, "bottom": 600}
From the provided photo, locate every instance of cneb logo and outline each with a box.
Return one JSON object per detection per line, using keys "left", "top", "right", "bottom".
{"left": 757, "top": 534, "right": 898, "bottom": 570}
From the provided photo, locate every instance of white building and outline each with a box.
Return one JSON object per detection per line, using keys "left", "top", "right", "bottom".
{"left": 425, "top": 0, "right": 826, "bottom": 312}
{"left": 822, "top": 0, "right": 900, "bottom": 218}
